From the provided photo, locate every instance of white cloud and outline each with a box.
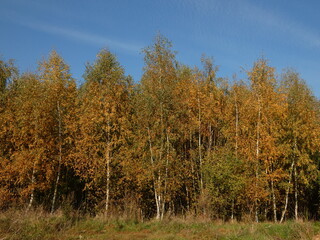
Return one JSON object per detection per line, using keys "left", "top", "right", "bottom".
{"left": 181, "top": 0, "right": 320, "bottom": 49}
{"left": 19, "top": 21, "right": 142, "bottom": 53}
{"left": 238, "top": 0, "right": 320, "bottom": 48}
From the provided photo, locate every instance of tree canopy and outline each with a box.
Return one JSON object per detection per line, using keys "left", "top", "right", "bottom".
{"left": 0, "top": 36, "right": 319, "bottom": 222}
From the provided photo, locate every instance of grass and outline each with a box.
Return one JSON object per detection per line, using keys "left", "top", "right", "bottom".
{"left": 1, "top": 210, "right": 320, "bottom": 239}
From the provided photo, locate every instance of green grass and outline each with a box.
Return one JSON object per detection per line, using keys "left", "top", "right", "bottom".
{"left": 1, "top": 210, "right": 320, "bottom": 240}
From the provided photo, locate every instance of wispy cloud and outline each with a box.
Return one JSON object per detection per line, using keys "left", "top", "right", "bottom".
{"left": 19, "top": 20, "right": 142, "bottom": 53}
{"left": 182, "top": 0, "right": 320, "bottom": 49}
{"left": 238, "top": 0, "right": 320, "bottom": 48}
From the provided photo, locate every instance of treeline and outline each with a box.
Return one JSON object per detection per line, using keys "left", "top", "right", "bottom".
{"left": 0, "top": 35, "right": 319, "bottom": 222}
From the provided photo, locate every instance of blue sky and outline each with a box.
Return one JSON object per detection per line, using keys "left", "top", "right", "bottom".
{"left": 1, "top": 0, "right": 319, "bottom": 98}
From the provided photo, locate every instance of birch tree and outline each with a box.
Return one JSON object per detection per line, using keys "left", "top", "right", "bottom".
{"left": 71, "top": 49, "right": 131, "bottom": 214}
{"left": 138, "top": 35, "right": 179, "bottom": 219}
{"left": 38, "top": 50, "right": 76, "bottom": 213}
{"left": 281, "top": 70, "right": 319, "bottom": 221}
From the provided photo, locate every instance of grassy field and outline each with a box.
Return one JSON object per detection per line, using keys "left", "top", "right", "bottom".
{"left": 1, "top": 210, "right": 320, "bottom": 240}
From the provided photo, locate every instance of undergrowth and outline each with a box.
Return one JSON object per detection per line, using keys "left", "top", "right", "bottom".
{"left": 1, "top": 209, "right": 320, "bottom": 240}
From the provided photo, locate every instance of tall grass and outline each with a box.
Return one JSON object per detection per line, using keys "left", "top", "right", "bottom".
{"left": 1, "top": 209, "right": 320, "bottom": 239}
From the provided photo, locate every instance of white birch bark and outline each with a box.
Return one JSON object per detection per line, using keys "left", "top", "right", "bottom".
{"left": 51, "top": 101, "right": 62, "bottom": 214}
{"left": 280, "top": 161, "right": 294, "bottom": 223}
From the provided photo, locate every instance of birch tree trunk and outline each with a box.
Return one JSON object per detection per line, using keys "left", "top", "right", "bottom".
{"left": 105, "top": 119, "right": 111, "bottom": 214}
{"left": 161, "top": 130, "right": 170, "bottom": 220}
{"left": 105, "top": 143, "right": 110, "bottom": 214}
{"left": 27, "top": 119, "right": 38, "bottom": 212}
{"left": 280, "top": 161, "right": 294, "bottom": 223}
{"left": 27, "top": 161, "right": 36, "bottom": 211}
{"left": 231, "top": 93, "right": 239, "bottom": 222}
{"left": 255, "top": 98, "right": 261, "bottom": 223}
{"left": 270, "top": 175, "right": 277, "bottom": 222}
{"left": 294, "top": 164, "right": 298, "bottom": 220}
{"left": 231, "top": 199, "right": 235, "bottom": 222}
{"left": 235, "top": 95, "right": 239, "bottom": 160}
{"left": 51, "top": 101, "right": 62, "bottom": 214}
{"left": 148, "top": 127, "right": 161, "bottom": 220}
{"left": 294, "top": 138, "right": 298, "bottom": 221}
{"left": 197, "top": 92, "right": 203, "bottom": 192}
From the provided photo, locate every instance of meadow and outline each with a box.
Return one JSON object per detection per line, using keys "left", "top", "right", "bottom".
{"left": 1, "top": 209, "right": 320, "bottom": 240}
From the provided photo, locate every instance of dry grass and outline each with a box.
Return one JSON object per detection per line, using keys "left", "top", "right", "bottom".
{"left": 1, "top": 209, "right": 320, "bottom": 239}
